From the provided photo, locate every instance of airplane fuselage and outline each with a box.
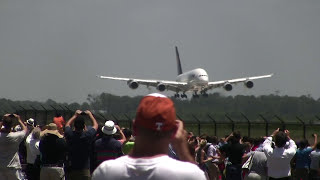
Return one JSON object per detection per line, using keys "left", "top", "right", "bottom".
{"left": 176, "top": 68, "right": 209, "bottom": 92}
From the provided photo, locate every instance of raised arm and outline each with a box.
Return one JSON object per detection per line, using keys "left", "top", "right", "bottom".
{"left": 66, "top": 110, "right": 82, "bottom": 127}
{"left": 16, "top": 114, "right": 27, "bottom": 133}
{"left": 171, "top": 120, "right": 196, "bottom": 164}
{"left": 85, "top": 110, "right": 98, "bottom": 131}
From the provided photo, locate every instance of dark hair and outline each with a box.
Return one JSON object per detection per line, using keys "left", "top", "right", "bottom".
{"left": 74, "top": 116, "right": 85, "bottom": 130}
{"left": 233, "top": 131, "right": 241, "bottom": 141}
{"left": 299, "top": 139, "right": 309, "bottom": 149}
{"left": 316, "top": 142, "right": 320, "bottom": 149}
{"left": 2, "top": 117, "right": 13, "bottom": 130}
{"left": 122, "top": 128, "right": 132, "bottom": 139}
{"left": 207, "top": 136, "right": 218, "bottom": 145}
{"left": 274, "top": 131, "right": 288, "bottom": 147}
{"left": 55, "top": 113, "right": 62, "bottom": 117}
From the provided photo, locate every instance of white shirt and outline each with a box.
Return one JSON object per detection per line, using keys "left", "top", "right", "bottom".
{"left": 263, "top": 137, "right": 297, "bottom": 178}
{"left": 25, "top": 133, "right": 40, "bottom": 164}
{"left": 92, "top": 155, "right": 206, "bottom": 180}
{"left": 0, "top": 130, "right": 26, "bottom": 168}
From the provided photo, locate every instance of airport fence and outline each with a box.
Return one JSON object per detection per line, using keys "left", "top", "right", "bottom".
{"left": 1, "top": 105, "right": 320, "bottom": 140}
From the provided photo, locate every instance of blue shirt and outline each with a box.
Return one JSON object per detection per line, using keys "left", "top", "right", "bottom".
{"left": 296, "top": 147, "right": 312, "bottom": 169}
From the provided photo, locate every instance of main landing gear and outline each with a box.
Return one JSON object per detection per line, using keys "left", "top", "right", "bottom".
{"left": 174, "top": 93, "right": 187, "bottom": 98}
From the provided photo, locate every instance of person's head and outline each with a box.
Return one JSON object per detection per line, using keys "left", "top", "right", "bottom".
{"left": 26, "top": 118, "right": 35, "bottom": 127}
{"left": 299, "top": 139, "right": 309, "bottom": 149}
{"left": 133, "top": 93, "right": 177, "bottom": 140}
{"left": 316, "top": 142, "right": 320, "bottom": 150}
{"left": 233, "top": 131, "right": 241, "bottom": 142}
{"left": 122, "top": 128, "right": 133, "bottom": 140}
{"left": 199, "top": 139, "right": 207, "bottom": 149}
{"left": 74, "top": 116, "right": 85, "bottom": 131}
{"left": 207, "top": 136, "right": 218, "bottom": 145}
{"left": 1, "top": 116, "right": 14, "bottom": 131}
{"left": 274, "top": 131, "right": 288, "bottom": 148}
{"left": 101, "top": 120, "right": 117, "bottom": 136}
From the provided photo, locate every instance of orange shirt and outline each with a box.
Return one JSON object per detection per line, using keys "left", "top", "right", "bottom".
{"left": 53, "top": 116, "right": 65, "bottom": 130}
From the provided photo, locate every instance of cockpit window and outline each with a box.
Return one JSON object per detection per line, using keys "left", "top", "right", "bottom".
{"left": 199, "top": 75, "right": 207, "bottom": 77}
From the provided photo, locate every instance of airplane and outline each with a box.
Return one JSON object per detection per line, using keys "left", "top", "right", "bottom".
{"left": 97, "top": 46, "right": 273, "bottom": 98}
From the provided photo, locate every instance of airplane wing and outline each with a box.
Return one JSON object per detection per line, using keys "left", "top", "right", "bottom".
{"left": 208, "top": 74, "right": 273, "bottom": 89}
{"left": 98, "top": 75, "right": 187, "bottom": 91}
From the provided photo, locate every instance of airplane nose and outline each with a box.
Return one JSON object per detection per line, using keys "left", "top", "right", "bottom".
{"left": 200, "top": 76, "right": 208, "bottom": 83}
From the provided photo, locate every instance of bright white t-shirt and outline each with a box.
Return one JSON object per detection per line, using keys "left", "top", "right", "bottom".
{"left": 92, "top": 155, "right": 207, "bottom": 180}
{"left": 25, "top": 133, "right": 40, "bottom": 164}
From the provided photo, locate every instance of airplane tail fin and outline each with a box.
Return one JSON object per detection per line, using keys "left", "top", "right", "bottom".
{"left": 175, "top": 46, "right": 183, "bottom": 75}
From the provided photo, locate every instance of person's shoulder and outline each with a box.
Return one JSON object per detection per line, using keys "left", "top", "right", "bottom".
{"left": 159, "top": 157, "right": 206, "bottom": 179}
{"left": 84, "top": 127, "right": 97, "bottom": 137}
{"left": 92, "top": 156, "right": 128, "bottom": 178}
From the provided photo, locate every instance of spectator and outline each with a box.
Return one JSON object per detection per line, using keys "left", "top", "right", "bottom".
{"left": 26, "top": 118, "right": 35, "bottom": 133}
{"left": 206, "top": 136, "right": 221, "bottom": 180}
{"left": 53, "top": 113, "right": 65, "bottom": 135}
{"left": 121, "top": 128, "right": 134, "bottom": 155}
{"left": 310, "top": 142, "right": 320, "bottom": 179}
{"left": 64, "top": 110, "right": 98, "bottom": 180}
{"left": 293, "top": 134, "right": 317, "bottom": 180}
{"left": 263, "top": 128, "right": 297, "bottom": 180}
{"left": 92, "top": 93, "right": 206, "bottom": 180}
{"left": 93, "top": 120, "right": 123, "bottom": 169}
{"left": 39, "top": 123, "right": 67, "bottom": 180}
{"left": 242, "top": 151, "right": 268, "bottom": 180}
{"left": 0, "top": 114, "right": 27, "bottom": 180}
{"left": 25, "top": 127, "right": 41, "bottom": 180}
{"left": 220, "top": 131, "right": 246, "bottom": 180}
{"left": 196, "top": 139, "right": 211, "bottom": 171}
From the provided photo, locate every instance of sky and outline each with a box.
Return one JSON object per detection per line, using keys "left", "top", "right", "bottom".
{"left": 0, "top": 0, "right": 320, "bottom": 103}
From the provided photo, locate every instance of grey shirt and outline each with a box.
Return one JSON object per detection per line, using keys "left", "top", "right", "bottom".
{"left": 246, "top": 151, "right": 267, "bottom": 176}
{"left": 310, "top": 149, "right": 320, "bottom": 170}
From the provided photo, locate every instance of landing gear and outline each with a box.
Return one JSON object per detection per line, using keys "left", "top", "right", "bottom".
{"left": 200, "top": 90, "right": 209, "bottom": 97}
{"left": 174, "top": 93, "right": 187, "bottom": 98}
{"left": 181, "top": 94, "right": 188, "bottom": 98}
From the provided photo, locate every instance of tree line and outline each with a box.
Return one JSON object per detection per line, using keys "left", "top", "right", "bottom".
{"left": 1, "top": 93, "right": 319, "bottom": 123}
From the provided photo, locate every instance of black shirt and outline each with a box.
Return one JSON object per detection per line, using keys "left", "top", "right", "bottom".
{"left": 39, "top": 134, "right": 67, "bottom": 165}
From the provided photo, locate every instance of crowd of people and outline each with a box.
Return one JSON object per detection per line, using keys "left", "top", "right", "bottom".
{"left": 0, "top": 93, "right": 320, "bottom": 180}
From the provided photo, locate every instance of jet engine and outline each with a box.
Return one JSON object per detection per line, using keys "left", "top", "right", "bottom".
{"left": 244, "top": 80, "right": 254, "bottom": 88}
{"left": 156, "top": 83, "right": 166, "bottom": 92}
{"left": 223, "top": 83, "right": 233, "bottom": 91}
{"left": 127, "top": 81, "right": 139, "bottom": 89}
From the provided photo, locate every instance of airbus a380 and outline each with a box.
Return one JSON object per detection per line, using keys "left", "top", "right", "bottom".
{"left": 98, "top": 47, "right": 273, "bottom": 98}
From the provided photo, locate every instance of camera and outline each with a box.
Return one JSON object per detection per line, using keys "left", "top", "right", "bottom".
{"left": 80, "top": 111, "right": 87, "bottom": 115}
{"left": 9, "top": 114, "right": 15, "bottom": 118}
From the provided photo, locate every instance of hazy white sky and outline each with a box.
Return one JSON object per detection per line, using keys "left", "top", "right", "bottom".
{"left": 0, "top": 0, "right": 319, "bottom": 103}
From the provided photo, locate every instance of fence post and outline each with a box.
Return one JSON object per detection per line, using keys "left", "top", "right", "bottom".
{"left": 41, "top": 105, "right": 48, "bottom": 125}
{"left": 19, "top": 106, "right": 27, "bottom": 121}
{"left": 192, "top": 114, "right": 201, "bottom": 136}
{"left": 241, "top": 113, "right": 251, "bottom": 137}
{"left": 124, "top": 114, "right": 132, "bottom": 129}
{"left": 296, "top": 116, "right": 306, "bottom": 139}
{"left": 274, "top": 115, "right": 285, "bottom": 130}
{"left": 225, "top": 114, "right": 234, "bottom": 132}
{"left": 30, "top": 105, "right": 37, "bottom": 123}
{"left": 207, "top": 114, "right": 217, "bottom": 136}
{"left": 111, "top": 114, "right": 119, "bottom": 124}
{"left": 64, "top": 106, "right": 74, "bottom": 118}
{"left": 259, "top": 114, "right": 269, "bottom": 136}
